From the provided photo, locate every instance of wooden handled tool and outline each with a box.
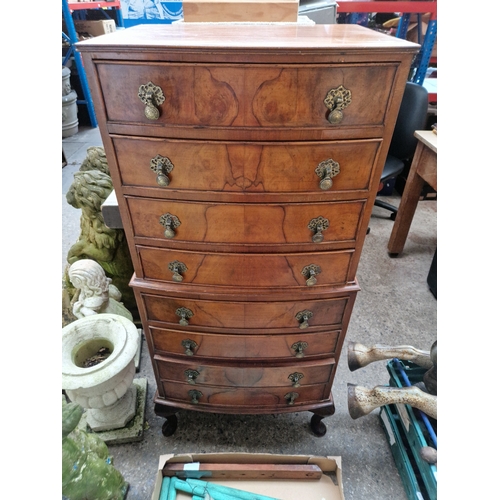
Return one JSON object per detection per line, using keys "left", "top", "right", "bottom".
{"left": 162, "top": 463, "right": 323, "bottom": 480}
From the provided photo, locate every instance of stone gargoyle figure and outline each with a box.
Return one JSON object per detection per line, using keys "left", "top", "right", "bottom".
{"left": 63, "top": 146, "right": 136, "bottom": 323}
{"left": 68, "top": 259, "right": 133, "bottom": 322}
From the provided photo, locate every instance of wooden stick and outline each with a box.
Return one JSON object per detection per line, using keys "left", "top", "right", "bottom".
{"left": 162, "top": 463, "right": 323, "bottom": 480}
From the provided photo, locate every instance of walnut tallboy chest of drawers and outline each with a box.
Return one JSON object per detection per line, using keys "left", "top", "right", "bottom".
{"left": 77, "top": 24, "right": 418, "bottom": 437}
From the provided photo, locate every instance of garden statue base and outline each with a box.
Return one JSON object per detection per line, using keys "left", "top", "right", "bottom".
{"left": 78, "top": 377, "right": 148, "bottom": 444}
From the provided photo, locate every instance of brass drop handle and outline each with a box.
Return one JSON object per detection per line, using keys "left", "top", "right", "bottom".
{"left": 138, "top": 81, "right": 165, "bottom": 120}
{"left": 181, "top": 339, "right": 198, "bottom": 356}
{"left": 324, "top": 85, "right": 352, "bottom": 124}
{"left": 295, "top": 310, "right": 313, "bottom": 329}
{"left": 150, "top": 155, "right": 174, "bottom": 187}
{"left": 185, "top": 369, "right": 200, "bottom": 385}
{"left": 302, "top": 264, "right": 322, "bottom": 286}
{"left": 284, "top": 392, "right": 299, "bottom": 405}
{"left": 308, "top": 216, "right": 330, "bottom": 243}
{"left": 288, "top": 372, "right": 304, "bottom": 388}
{"left": 176, "top": 307, "right": 194, "bottom": 326}
{"left": 315, "top": 159, "right": 340, "bottom": 191}
{"left": 188, "top": 389, "right": 203, "bottom": 404}
{"left": 291, "top": 341, "right": 308, "bottom": 358}
{"left": 168, "top": 260, "right": 187, "bottom": 282}
{"left": 160, "top": 213, "right": 181, "bottom": 239}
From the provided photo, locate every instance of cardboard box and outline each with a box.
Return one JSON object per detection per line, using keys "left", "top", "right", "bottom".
{"left": 406, "top": 18, "right": 437, "bottom": 59}
{"left": 152, "top": 452, "right": 344, "bottom": 499}
{"left": 182, "top": 0, "right": 299, "bottom": 23}
{"left": 74, "top": 19, "right": 116, "bottom": 37}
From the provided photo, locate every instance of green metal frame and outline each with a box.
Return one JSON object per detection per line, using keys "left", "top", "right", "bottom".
{"left": 160, "top": 476, "right": 281, "bottom": 500}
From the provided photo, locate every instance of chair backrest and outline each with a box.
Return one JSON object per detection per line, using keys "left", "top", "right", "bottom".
{"left": 388, "top": 81, "right": 429, "bottom": 160}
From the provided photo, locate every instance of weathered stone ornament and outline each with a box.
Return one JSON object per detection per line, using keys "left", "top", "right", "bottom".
{"left": 62, "top": 314, "right": 140, "bottom": 432}
{"left": 62, "top": 399, "right": 129, "bottom": 500}
{"left": 67, "top": 259, "right": 142, "bottom": 373}
{"left": 62, "top": 66, "right": 78, "bottom": 138}
{"left": 68, "top": 259, "right": 133, "bottom": 321}
{"left": 63, "top": 146, "right": 136, "bottom": 321}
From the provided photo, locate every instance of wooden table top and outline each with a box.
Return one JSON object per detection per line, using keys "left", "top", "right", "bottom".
{"left": 415, "top": 130, "right": 437, "bottom": 154}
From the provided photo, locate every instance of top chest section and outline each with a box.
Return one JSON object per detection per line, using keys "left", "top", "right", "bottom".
{"left": 78, "top": 24, "right": 419, "bottom": 142}
{"left": 94, "top": 62, "right": 396, "bottom": 135}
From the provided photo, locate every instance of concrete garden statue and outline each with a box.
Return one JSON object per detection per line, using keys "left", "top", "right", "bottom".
{"left": 62, "top": 399, "right": 129, "bottom": 500}
{"left": 68, "top": 259, "right": 133, "bottom": 322}
{"left": 63, "top": 146, "right": 136, "bottom": 320}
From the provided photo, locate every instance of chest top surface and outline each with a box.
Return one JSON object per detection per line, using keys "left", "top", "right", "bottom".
{"left": 76, "top": 23, "right": 419, "bottom": 56}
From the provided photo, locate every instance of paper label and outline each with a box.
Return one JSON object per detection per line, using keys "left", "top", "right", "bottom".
{"left": 380, "top": 409, "right": 395, "bottom": 445}
{"left": 183, "top": 462, "right": 200, "bottom": 471}
{"left": 396, "top": 403, "right": 410, "bottom": 432}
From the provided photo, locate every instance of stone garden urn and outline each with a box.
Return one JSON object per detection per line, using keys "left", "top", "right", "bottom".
{"left": 62, "top": 314, "right": 139, "bottom": 432}
{"left": 62, "top": 66, "right": 78, "bottom": 138}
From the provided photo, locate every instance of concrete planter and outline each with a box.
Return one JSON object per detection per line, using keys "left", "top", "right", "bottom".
{"left": 62, "top": 314, "right": 140, "bottom": 431}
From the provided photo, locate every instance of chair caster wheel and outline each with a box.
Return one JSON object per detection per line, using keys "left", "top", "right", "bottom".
{"left": 390, "top": 212, "right": 397, "bottom": 221}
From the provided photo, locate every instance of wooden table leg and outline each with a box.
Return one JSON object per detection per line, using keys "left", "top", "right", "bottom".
{"left": 387, "top": 141, "right": 426, "bottom": 256}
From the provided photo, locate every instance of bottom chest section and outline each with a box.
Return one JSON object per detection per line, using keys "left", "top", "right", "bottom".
{"left": 132, "top": 278, "right": 358, "bottom": 423}
{"left": 154, "top": 355, "right": 336, "bottom": 411}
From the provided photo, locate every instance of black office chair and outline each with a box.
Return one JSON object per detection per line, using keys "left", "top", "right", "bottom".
{"left": 374, "top": 81, "right": 429, "bottom": 220}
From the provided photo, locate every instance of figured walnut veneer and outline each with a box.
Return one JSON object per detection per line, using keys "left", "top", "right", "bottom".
{"left": 77, "top": 23, "right": 418, "bottom": 436}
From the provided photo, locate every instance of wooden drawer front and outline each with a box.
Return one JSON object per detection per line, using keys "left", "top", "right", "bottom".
{"left": 142, "top": 293, "right": 349, "bottom": 331}
{"left": 97, "top": 62, "right": 397, "bottom": 129}
{"left": 160, "top": 380, "right": 329, "bottom": 408}
{"left": 112, "top": 136, "right": 380, "bottom": 194}
{"left": 156, "top": 357, "right": 334, "bottom": 388}
{"left": 127, "top": 197, "right": 364, "bottom": 248}
{"left": 150, "top": 326, "right": 340, "bottom": 360}
{"left": 137, "top": 246, "right": 354, "bottom": 287}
